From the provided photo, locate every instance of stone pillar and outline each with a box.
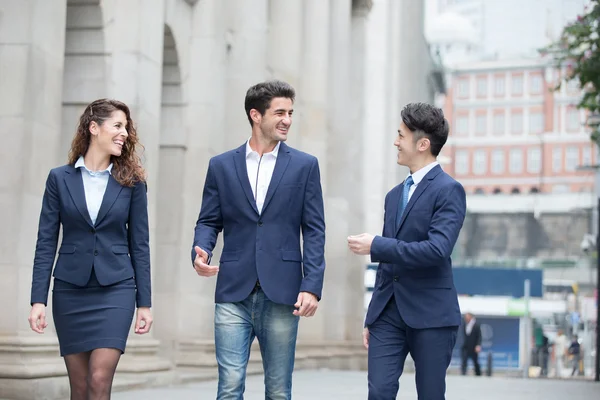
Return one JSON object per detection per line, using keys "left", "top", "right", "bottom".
{"left": 323, "top": 0, "right": 353, "bottom": 343}
{"left": 363, "top": 0, "right": 395, "bottom": 236}
{"left": 223, "top": 0, "right": 268, "bottom": 147}
{"left": 101, "top": 0, "right": 172, "bottom": 378}
{"left": 295, "top": 0, "right": 331, "bottom": 344}
{"left": 174, "top": 0, "right": 229, "bottom": 374}
{"left": 0, "top": 2, "right": 69, "bottom": 399}
{"left": 267, "top": 0, "right": 304, "bottom": 148}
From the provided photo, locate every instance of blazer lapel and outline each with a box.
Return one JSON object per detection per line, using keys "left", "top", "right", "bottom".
{"left": 234, "top": 144, "right": 260, "bottom": 215}
{"left": 94, "top": 175, "right": 123, "bottom": 226}
{"left": 261, "top": 143, "right": 291, "bottom": 215}
{"left": 64, "top": 167, "right": 93, "bottom": 227}
{"left": 395, "top": 165, "right": 442, "bottom": 236}
{"left": 385, "top": 186, "right": 402, "bottom": 237}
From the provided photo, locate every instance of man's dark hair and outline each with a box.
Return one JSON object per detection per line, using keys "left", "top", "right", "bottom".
{"left": 400, "top": 102, "right": 449, "bottom": 156}
{"left": 244, "top": 80, "right": 295, "bottom": 127}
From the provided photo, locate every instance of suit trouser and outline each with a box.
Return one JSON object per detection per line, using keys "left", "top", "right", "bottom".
{"left": 460, "top": 348, "right": 481, "bottom": 376}
{"left": 367, "top": 297, "right": 457, "bottom": 400}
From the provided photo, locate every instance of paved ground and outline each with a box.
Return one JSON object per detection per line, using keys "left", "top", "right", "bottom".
{"left": 113, "top": 370, "right": 599, "bottom": 400}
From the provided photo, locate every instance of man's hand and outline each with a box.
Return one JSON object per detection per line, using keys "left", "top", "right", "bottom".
{"left": 193, "top": 246, "right": 219, "bottom": 277}
{"left": 475, "top": 345, "right": 481, "bottom": 353}
{"left": 347, "top": 233, "right": 375, "bottom": 255}
{"left": 363, "top": 327, "right": 369, "bottom": 349}
{"left": 135, "top": 307, "right": 153, "bottom": 334}
{"left": 293, "top": 292, "right": 319, "bottom": 317}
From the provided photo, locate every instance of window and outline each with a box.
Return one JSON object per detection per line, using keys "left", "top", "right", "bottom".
{"left": 509, "top": 148, "right": 523, "bottom": 174}
{"left": 473, "top": 150, "right": 487, "bottom": 175}
{"left": 456, "top": 115, "right": 469, "bottom": 135}
{"left": 512, "top": 75, "right": 523, "bottom": 96}
{"left": 511, "top": 111, "right": 523, "bottom": 134}
{"left": 566, "top": 146, "right": 579, "bottom": 171}
{"left": 582, "top": 146, "right": 592, "bottom": 166}
{"left": 491, "top": 149, "right": 504, "bottom": 174}
{"left": 493, "top": 188, "right": 502, "bottom": 194}
{"left": 511, "top": 187, "right": 521, "bottom": 194}
{"left": 455, "top": 150, "right": 469, "bottom": 175}
{"left": 530, "top": 112, "right": 544, "bottom": 134}
{"left": 530, "top": 187, "right": 540, "bottom": 193}
{"left": 494, "top": 75, "right": 505, "bottom": 96}
{"left": 477, "top": 77, "right": 487, "bottom": 97}
{"left": 552, "top": 147, "right": 562, "bottom": 173}
{"left": 567, "top": 108, "right": 580, "bottom": 131}
{"left": 530, "top": 74, "right": 543, "bottom": 94}
{"left": 527, "top": 147, "right": 541, "bottom": 173}
{"left": 458, "top": 79, "right": 469, "bottom": 98}
{"left": 493, "top": 112, "right": 505, "bottom": 135}
{"left": 474, "top": 188, "right": 485, "bottom": 194}
{"left": 475, "top": 114, "right": 487, "bottom": 135}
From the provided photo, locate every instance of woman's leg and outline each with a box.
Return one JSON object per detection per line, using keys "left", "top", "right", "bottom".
{"left": 63, "top": 351, "right": 91, "bottom": 400}
{"left": 87, "top": 348, "right": 122, "bottom": 400}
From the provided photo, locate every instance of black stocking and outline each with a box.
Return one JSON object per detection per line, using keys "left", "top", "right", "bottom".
{"left": 87, "top": 348, "right": 122, "bottom": 400}
{"left": 64, "top": 352, "right": 91, "bottom": 400}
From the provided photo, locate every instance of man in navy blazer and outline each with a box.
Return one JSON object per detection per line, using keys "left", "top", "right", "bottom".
{"left": 191, "top": 80, "right": 326, "bottom": 399}
{"left": 348, "top": 103, "right": 466, "bottom": 400}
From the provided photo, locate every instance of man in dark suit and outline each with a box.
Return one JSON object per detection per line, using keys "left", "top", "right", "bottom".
{"left": 348, "top": 103, "right": 466, "bottom": 400}
{"left": 461, "top": 312, "right": 482, "bottom": 376}
{"left": 191, "top": 80, "right": 326, "bottom": 399}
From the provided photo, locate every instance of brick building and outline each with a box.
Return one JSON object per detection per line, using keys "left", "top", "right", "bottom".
{"left": 440, "top": 58, "right": 596, "bottom": 195}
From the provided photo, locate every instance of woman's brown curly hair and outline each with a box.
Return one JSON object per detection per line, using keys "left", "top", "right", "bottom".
{"left": 67, "top": 99, "right": 146, "bottom": 187}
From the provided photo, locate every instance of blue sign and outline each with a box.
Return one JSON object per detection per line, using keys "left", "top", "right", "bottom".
{"left": 451, "top": 316, "right": 520, "bottom": 370}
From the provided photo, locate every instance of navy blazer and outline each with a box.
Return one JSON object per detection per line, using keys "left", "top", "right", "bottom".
{"left": 365, "top": 165, "right": 465, "bottom": 329}
{"left": 192, "top": 142, "right": 326, "bottom": 306}
{"left": 30, "top": 165, "right": 151, "bottom": 307}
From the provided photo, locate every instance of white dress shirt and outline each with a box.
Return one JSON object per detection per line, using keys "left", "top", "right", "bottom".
{"left": 246, "top": 140, "right": 280, "bottom": 214}
{"left": 405, "top": 161, "right": 439, "bottom": 202}
{"left": 75, "top": 155, "right": 113, "bottom": 224}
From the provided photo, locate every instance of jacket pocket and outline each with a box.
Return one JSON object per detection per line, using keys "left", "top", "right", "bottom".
{"left": 281, "top": 250, "right": 302, "bottom": 262}
{"left": 112, "top": 245, "right": 129, "bottom": 254}
{"left": 220, "top": 251, "right": 240, "bottom": 262}
{"left": 58, "top": 245, "right": 76, "bottom": 254}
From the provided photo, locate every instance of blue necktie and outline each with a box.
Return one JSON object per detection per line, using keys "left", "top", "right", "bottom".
{"left": 396, "top": 176, "right": 414, "bottom": 229}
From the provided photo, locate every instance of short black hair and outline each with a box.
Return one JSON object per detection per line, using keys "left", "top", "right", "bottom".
{"left": 244, "top": 80, "right": 295, "bottom": 127}
{"left": 400, "top": 102, "right": 449, "bottom": 156}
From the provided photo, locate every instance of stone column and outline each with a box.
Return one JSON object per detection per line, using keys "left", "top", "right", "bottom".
{"left": 323, "top": 0, "right": 353, "bottom": 343}
{"left": 223, "top": 0, "right": 268, "bottom": 147}
{"left": 295, "top": 0, "right": 331, "bottom": 344}
{"left": 101, "top": 0, "right": 172, "bottom": 379}
{"left": 174, "top": 0, "right": 230, "bottom": 375}
{"left": 0, "top": 2, "right": 69, "bottom": 399}
{"left": 267, "top": 0, "right": 304, "bottom": 148}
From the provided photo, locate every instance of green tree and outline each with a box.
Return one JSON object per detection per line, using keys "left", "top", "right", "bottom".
{"left": 541, "top": 0, "right": 600, "bottom": 143}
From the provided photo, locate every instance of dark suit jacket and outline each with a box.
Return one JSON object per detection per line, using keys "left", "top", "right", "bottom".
{"left": 365, "top": 165, "right": 465, "bottom": 329}
{"left": 192, "top": 142, "right": 326, "bottom": 305}
{"left": 30, "top": 165, "right": 151, "bottom": 307}
{"left": 462, "top": 321, "right": 482, "bottom": 352}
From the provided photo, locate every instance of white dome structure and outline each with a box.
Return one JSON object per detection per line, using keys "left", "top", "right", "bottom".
{"left": 426, "top": 11, "right": 479, "bottom": 46}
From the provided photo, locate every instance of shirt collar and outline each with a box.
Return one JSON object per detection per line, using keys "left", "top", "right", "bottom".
{"left": 75, "top": 155, "right": 113, "bottom": 175}
{"left": 407, "top": 161, "right": 439, "bottom": 185}
{"left": 245, "top": 139, "right": 281, "bottom": 159}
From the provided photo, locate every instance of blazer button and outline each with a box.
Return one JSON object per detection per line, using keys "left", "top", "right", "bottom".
{"left": 90, "top": 228, "right": 96, "bottom": 234}
{"left": 258, "top": 221, "right": 263, "bottom": 227}
{"left": 94, "top": 250, "right": 99, "bottom": 256}
{"left": 393, "top": 276, "right": 399, "bottom": 282}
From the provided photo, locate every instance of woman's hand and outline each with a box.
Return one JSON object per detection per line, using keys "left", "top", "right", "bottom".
{"left": 28, "top": 303, "right": 48, "bottom": 333}
{"left": 134, "top": 307, "right": 153, "bottom": 334}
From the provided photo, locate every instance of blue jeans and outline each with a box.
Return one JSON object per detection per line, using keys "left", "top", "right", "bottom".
{"left": 214, "top": 286, "right": 299, "bottom": 400}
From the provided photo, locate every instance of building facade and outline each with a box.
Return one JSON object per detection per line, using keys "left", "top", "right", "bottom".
{"left": 440, "top": 58, "right": 596, "bottom": 195}
{"left": 0, "top": 1, "right": 442, "bottom": 398}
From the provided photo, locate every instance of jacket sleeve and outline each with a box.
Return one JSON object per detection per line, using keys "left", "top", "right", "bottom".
{"left": 299, "top": 157, "right": 326, "bottom": 299}
{"left": 30, "top": 170, "right": 61, "bottom": 306}
{"left": 128, "top": 180, "right": 152, "bottom": 308}
{"left": 192, "top": 158, "right": 222, "bottom": 265}
{"left": 370, "top": 182, "right": 466, "bottom": 268}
